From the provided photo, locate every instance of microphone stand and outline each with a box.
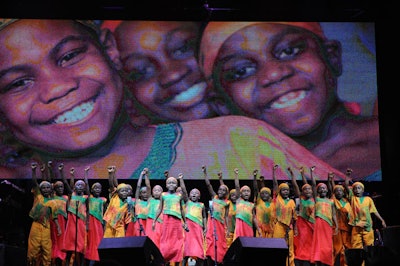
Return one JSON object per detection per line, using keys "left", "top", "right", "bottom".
{"left": 129, "top": 198, "right": 146, "bottom": 236}
{"left": 74, "top": 200, "right": 79, "bottom": 266}
{"left": 136, "top": 213, "right": 146, "bottom": 236}
{"left": 209, "top": 200, "right": 218, "bottom": 266}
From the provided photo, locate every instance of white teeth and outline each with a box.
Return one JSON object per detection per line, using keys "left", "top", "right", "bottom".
{"left": 53, "top": 100, "right": 95, "bottom": 124}
{"left": 172, "top": 81, "right": 207, "bottom": 105}
{"left": 271, "top": 90, "right": 306, "bottom": 109}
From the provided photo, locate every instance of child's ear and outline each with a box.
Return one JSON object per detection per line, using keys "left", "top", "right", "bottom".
{"left": 100, "top": 28, "right": 123, "bottom": 71}
{"left": 324, "top": 40, "right": 342, "bottom": 77}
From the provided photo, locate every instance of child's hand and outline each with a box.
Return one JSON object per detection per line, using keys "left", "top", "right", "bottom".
{"left": 178, "top": 173, "right": 183, "bottom": 179}
{"left": 58, "top": 163, "right": 64, "bottom": 171}
{"left": 299, "top": 166, "right": 304, "bottom": 173}
{"left": 85, "top": 166, "right": 90, "bottom": 172}
{"left": 40, "top": 163, "right": 46, "bottom": 172}
{"left": 253, "top": 169, "right": 258, "bottom": 176}
{"left": 273, "top": 164, "right": 279, "bottom": 170}
{"left": 310, "top": 166, "right": 316, "bottom": 172}
{"left": 287, "top": 167, "right": 293, "bottom": 175}
{"left": 164, "top": 170, "right": 169, "bottom": 178}
{"left": 217, "top": 171, "right": 223, "bottom": 179}
{"left": 201, "top": 165, "right": 206, "bottom": 173}
{"left": 328, "top": 172, "right": 334, "bottom": 180}
{"left": 31, "top": 162, "right": 38, "bottom": 170}
{"left": 70, "top": 168, "right": 75, "bottom": 175}
{"left": 234, "top": 168, "right": 239, "bottom": 174}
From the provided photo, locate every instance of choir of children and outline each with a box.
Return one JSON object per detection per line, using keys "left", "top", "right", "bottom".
{"left": 25, "top": 163, "right": 386, "bottom": 266}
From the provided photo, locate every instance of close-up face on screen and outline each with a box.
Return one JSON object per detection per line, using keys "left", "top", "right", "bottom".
{"left": 0, "top": 19, "right": 380, "bottom": 182}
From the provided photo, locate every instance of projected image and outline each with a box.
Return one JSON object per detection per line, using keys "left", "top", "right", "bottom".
{"left": 0, "top": 19, "right": 379, "bottom": 181}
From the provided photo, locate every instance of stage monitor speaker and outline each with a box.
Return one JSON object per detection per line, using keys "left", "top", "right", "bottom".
{"left": 364, "top": 245, "right": 400, "bottom": 266}
{"left": 382, "top": 225, "right": 400, "bottom": 262}
{"left": 345, "top": 248, "right": 365, "bottom": 266}
{"left": 0, "top": 244, "right": 26, "bottom": 266}
{"left": 223, "top": 237, "right": 288, "bottom": 266}
{"left": 95, "top": 236, "right": 164, "bottom": 266}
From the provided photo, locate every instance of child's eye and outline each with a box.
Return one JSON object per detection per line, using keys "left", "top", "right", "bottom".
{"left": 0, "top": 77, "right": 34, "bottom": 94}
{"left": 58, "top": 46, "right": 88, "bottom": 67}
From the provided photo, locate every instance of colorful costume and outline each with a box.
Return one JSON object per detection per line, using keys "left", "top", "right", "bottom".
{"left": 273, "top": 184, "right": 297, "bottom": 266}
{"left": 159, "top": 192, "right": 185, "bottom": 264}
{"left": 146, "top": 197, "right": 162, "bottom": 249}
{"left": 50, "top": 194, "right": 68, "bottom": 262}
{"left": 205, "top": 196, "right": 229, "bottom": 264}
{"left": 332, "top": 186, "right": 352, "bottom": 266}
{"left": 310, "top": 197, "right": 335, "bottom": 266}
{"left": 293, "top": 195, "right": 315, "bottom": 263}
{"left": 62, "top": 193, "right": 88, "bottom": 254}
{"left": 103, "top": 188, "right": 130, "bottom": 238}
{"left": 85, "top": 195, "right": 107, "bottom": 262}
{"left": 226, "top": 198, "right": 236, "bottom": 247}
{"left": 234, "top": 199, "right": 255, "bottom": 239}
{"left": 183, "top": 200, "right": 206, "bottom": 260}
{"left": 27, "top": 187, "right": 54, "bottom": 266}
{"left": 348, "top": 189, "right": 378, "bottom": 248}
{"left": 255, "top": 189, "right": 275, "bottom": 238}
{"left": 129, "top": 116, "right": 346, "bottom": 181}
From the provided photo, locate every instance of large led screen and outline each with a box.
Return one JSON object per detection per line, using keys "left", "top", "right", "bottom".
{"left": 0, "top": 19, "right": 380, "bottom": 181}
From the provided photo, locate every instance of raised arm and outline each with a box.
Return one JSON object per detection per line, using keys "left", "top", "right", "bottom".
{"left": 58, "top": 163, "right": 72, "bottom": 195}
{"left": 178, "top": 173, "right": 188, "bottom": 203}
{"left": 344, "top": 168, "right": 352, "bottom": 196}
{"left": 84, "top": 166, "right": 91, "bottom": 195}
{"left": 233, "top": 168, "right": 241, "bottom": 199}
{"left": 135, "top": 168, "right": 147, "bottom": 200}
{"left": 40, "top": 163, "right": 48, "bottom": 181}
{"left": 327, "top": 172, "right": 335, "bottom": 197}
{"left": 203, "top": 165, "right": 216, "bottom": 197}
{"left": 310, "top": 166, "right": 317, "bottom": 198}
{"left": 299, "top": 167, "right": 308, "bottom": 185}
{"left": 288, "top": 167, "right": 300, "bottom": 198}
{"left": 164, "top": 170, "right": 169, "bottom": 179}
{"left": 47, "top": 161, "right": 55, "bottom": 183}
{"left": 31, "top": 162, "right": 39, "bottom": 188}
{"left": 272, "top": 164, "right": 279, "bottom": 196}
{"left": 107, "top": 166, "right": 116, "bottom": 192}
{"left": 69, "top": 167, "right": 75, "bottom": 191}
{"left": 144, "top": 169, "right": 152, "bottom": 199}
{"left": 218, "top": 171, "right": 225, "bottom": 186}
{"left": 253, "top": 169, "right": 259, "bottom": 202}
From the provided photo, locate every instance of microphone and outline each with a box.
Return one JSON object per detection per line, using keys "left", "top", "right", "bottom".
{"left": 208, "top": 200, "right": 213, "bottom": 214}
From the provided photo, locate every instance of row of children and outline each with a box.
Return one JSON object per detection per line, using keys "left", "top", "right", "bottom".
{"left": 26, "top": 162, "right": 386, "bottom": 266}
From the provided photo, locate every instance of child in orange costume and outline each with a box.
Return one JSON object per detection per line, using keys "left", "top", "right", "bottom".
{"left": 103, "top": 166, "right": 131, "bottom": 238}
{"left": 272, "top": 164, "right": 297, "bottom": 266}
{"left": 344, "top": 169, "right": 386, "bottom": 248}
{"left": 328, "top": 172, "right": 352, "bottom": 266}
{"left": 290, "top": 166, "right": 316, "bottom": 266}
{"left": 27, "top": 162, "right": 54, "bottom": 266}
{"left": 253, "top": 170, "right": 274, "bottom": 238}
